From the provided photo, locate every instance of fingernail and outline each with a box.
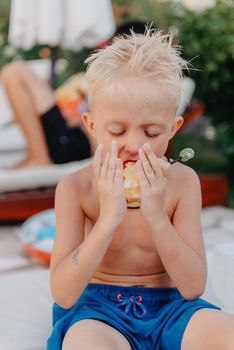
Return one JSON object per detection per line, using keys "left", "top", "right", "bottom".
{"left": 98, "top": 143, "right": 103, "bottom": 149}
{"left": 144, "top": 143, "right": 150, "bottom": 150}
{"left": 111, "top": 140, "right": 117, "bottom": 151}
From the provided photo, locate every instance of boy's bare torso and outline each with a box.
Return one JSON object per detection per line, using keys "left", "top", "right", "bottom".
{"left": 71, "top": 162, "right": 184, "bottom": 289}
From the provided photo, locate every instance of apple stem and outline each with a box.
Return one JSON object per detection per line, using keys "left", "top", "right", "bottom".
{"left": 169, "top": 157, "right": 181, "bottom": 165}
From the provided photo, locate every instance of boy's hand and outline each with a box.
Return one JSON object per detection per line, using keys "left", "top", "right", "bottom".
{"left": 93, "top": 140, "right": 127, "bottom": 229}
{"left": 137, "top": 143, "right": 171, "bottom": 226}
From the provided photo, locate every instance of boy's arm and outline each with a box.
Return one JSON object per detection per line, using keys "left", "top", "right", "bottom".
{"left": 149, "top": 168, "right": 207, "bottom": 300}
{"left": 50, "top": 176, "right": 117, "bottom": 309}
{"left": 50, "top": 141, "right": 126, "bottom": 309}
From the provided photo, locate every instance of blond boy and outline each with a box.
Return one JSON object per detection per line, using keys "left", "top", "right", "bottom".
{"left": 47, "top": 30, "right": 234, "bottom": 350}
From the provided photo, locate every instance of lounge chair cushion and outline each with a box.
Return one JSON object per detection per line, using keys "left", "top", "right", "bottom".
{"left": 0, "top": 158, "right": 92, "bottom": 192}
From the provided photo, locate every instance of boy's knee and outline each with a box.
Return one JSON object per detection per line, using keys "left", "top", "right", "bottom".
{"left": 1, "top": 61, "right": 28, "bottom": 83}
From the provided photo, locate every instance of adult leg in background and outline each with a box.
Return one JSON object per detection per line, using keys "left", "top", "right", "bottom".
{"left": 1, "top": 61, "right": 55, "bottom": 168}
{"left": 62, "top": 319, "right": 132, "bottom": 350}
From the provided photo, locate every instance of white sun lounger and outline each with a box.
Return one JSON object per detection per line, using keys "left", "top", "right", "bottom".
{"left": 0, "top": 158, "right": 92, "bottom": 192}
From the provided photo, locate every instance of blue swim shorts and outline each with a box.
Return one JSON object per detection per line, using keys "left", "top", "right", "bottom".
{"left": 47, "top": 283, "right": 221, "bottom": 350}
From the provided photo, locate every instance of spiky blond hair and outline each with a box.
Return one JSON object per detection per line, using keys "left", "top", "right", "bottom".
{"left": 85, "top": 28, "right": 189, "bottom": 108}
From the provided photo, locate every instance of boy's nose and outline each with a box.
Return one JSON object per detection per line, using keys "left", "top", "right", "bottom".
{"left": 124, "top": 137, "right": 142, "bottom": 156}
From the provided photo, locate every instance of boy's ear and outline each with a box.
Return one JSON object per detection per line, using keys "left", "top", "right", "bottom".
{"left": 169, "top": 116, "right": 184, "bottom": 140}
{"left": 82, "top": 112, "right": 96, "bottom": 137}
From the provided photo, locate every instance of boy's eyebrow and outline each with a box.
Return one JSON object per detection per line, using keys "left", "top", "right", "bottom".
{"left": 141, "top": 122, "right": 165, "bottom": 128}
{"left": 105, "top": 121, "right": 124, "bottom": 127}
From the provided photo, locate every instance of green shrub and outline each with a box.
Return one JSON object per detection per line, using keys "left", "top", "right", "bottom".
{"left": 124, "top": 0, "right": 234, "bottom": 127}
{"left": 123, "top": 0, "right": 234, "bottom": 180}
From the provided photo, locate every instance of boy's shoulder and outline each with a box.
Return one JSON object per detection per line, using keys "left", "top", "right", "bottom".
{"left": 171, "top": 161, "right": 199, "bottom": 180}
{"left": 56, "top": 163, "right": 94, "bottom": 199}
{"left": 169, "top": 162, "right": 200, "bottom": 193}
{"left": 168, "top": 162, "right": 202, "bottom": 215}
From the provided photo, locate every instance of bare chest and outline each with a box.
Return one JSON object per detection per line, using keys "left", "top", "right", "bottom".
{"left": 83, "top": 182, "right": 176, "bottom": 270}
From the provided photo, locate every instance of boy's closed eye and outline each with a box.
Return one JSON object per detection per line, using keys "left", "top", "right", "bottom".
{"left": 108, "top": 129, "right": 160, "bottom": 138}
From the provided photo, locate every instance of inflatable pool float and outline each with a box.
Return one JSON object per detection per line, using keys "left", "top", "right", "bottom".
{"left": 19, "top": 209, "right": 56, "bottom": 264}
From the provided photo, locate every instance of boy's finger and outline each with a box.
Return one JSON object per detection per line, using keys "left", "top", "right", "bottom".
{"left": 142, "top": 143, "right": 163, "bottom": 178}
{"left": 100, "top": 152, "right": 110, "bottom": 179}
{"left": 139, "top": 147, "right": 153, "bottom": 185}
{"left": 114, "top": 158, "right": 123, "bottom": 182}
{"left": 92, "top": 144, "right": 103, "bottom": 177}
{"left": 106, "top": 156, "right": 116, "bottom": 184}
{"left": 137, "top": 159, "right": 150, "bottom": 188}
{"left": 158, "top": 158, "right": 171, "bottom": 175}
{"left": 111, "top": 140, "right": 118, "bottom": 158}
{"left": 106, "top": 140, "right": 118, "bottom": 183}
